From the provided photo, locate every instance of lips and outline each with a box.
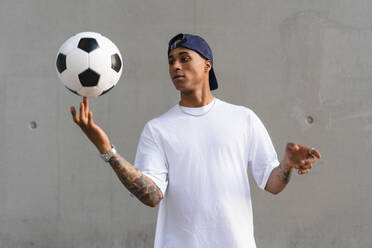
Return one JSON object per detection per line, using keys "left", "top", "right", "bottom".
{"left": 173, "top": 75, "right": 185, "bottom": 80}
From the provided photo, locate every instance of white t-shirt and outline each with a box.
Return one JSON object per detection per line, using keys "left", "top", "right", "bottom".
{"left": 134, "top": 97, "right": 279, "bottom": 248}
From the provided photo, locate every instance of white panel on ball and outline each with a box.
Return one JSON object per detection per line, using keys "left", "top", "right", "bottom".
{"left": 89, "top": 49, "right": 111, "bottom": 76}
{"left": 98, "top": 35, "right": 120, "bottom": 54}
{"left": 109, "top": 72, "right": 121, "bottom": 88}
{"left": 66, "top": 48, "right": 89, "bottom": 74}
{"left": 97, "top": 71, "right": 114, "bottom": 91}
{"left": 59, "top": 69, "right": 82, "bottom": 92}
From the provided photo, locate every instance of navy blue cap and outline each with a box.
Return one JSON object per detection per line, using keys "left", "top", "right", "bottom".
{"left": 167, "top": 33, "right": 218, "bottom": 91}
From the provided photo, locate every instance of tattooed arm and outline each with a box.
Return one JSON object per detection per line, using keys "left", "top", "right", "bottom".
{"left": 70, "top": 97, "right": 163, "bottom": 207}
{"left": 108, "top": 153, "right": 163, "bottom": 207}
{"left": 265, "top": 142, "right": 321, "bottom": 195}
{"left": 264, "top": 163, "right": 293, "bottom": 195}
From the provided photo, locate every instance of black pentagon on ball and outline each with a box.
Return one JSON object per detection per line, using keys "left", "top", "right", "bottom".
{"left": 111, "top": 53, "right": 122, "bottom": 72}
{"left": 65, "top": 86, "right": 80, "bottom": 96}
{"left": 56, "top": 53, "right": 67, "bottom": 73}
{"left": 100, "top": 85, "right": 115, "bottom": 96}
{"left": 78, "top": 38, "right": 99, "bottom": 53}
{"left": 78, "top": 68, "right": 100, "bottom": 87}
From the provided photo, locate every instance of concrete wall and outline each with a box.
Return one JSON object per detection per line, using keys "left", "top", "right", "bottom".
{"left": 0, "top": 0, "right": 371, "bottom": 247}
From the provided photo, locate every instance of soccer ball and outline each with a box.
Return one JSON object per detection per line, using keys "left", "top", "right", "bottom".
{"left": 56, "top": 32, "right": 123, "bottom": 97}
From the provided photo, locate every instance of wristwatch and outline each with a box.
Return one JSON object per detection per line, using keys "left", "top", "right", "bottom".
{"left": 99, "top": 145, "right": 117, "bottom": 162}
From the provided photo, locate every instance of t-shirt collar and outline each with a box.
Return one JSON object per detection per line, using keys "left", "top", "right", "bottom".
{"left": 178, "top": 97, "right": 217, "bottom": 116}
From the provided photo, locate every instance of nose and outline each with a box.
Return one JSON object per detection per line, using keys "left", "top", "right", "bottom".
{"left": 170, "top": 59, "right": 182, "bottom": 72}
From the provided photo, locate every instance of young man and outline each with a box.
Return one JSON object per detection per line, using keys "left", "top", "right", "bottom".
{"left": 70, "top": 33, "right": 321, "bottom": 248}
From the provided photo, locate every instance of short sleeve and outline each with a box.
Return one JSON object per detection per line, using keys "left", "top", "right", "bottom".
{"left": 133, "top": 121, "right": 168, "bottom": 196}
{"left": 247, "top": 110, "right": 280, "bottom": 190}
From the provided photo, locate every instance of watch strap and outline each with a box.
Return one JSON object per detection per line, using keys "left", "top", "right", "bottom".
{"left": 99, "top": 145, "right": 117, "bottom": 162}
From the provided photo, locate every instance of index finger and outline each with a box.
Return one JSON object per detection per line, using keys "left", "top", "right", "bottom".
{"left": 83, "top": 96, "right": 89, "bottom": 116}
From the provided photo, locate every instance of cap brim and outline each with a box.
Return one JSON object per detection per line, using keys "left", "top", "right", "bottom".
{"left": 209, "top": 68, "right": 218, "bottom": 90}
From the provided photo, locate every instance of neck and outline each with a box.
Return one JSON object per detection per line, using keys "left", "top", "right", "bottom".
{"left": 179, "top": 86, "right": 214, "bottom": 107}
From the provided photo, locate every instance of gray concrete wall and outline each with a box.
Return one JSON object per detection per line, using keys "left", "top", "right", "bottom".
{"left": 0, "top": 0, "right": 371, "bottom": 247}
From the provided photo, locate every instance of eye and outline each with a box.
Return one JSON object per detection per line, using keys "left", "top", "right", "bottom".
{"left": 181, "top": 56, "right": 190, "bottom": 63}
{"left": 168, "top": 59, "right": 175, "bottom": 65}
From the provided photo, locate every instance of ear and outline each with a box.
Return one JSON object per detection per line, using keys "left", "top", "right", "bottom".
{"left": 204, "top": 60, "right": 212, "bottom": 72}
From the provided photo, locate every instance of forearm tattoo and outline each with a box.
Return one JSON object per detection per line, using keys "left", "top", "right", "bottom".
{"left": 109, "top": 154, "right": 163, "bottom": 207}
{"left": 277, "top": 163, "right": 292, "bottom": 184}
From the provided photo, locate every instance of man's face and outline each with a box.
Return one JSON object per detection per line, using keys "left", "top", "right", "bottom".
{"left": 168, "top": 47, "right": 211, "bottom": 92}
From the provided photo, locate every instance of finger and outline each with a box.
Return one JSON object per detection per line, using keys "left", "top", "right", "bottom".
{"left": 308, "top": 147, "right": 322, "bottom": 159}
{"left": 297, "top": 160, "right": 306, "bottom": 170}
{"left": 300, "top": 159, "right": 306, "bottom": 167}
{"left": 80, "top": 102, "right": 87, "bottom": 124}
{"left": 304, "top": 162, "right": 313, "bottom": 170}
{"left": 70, "top": 106, "right": 80, "bottom": 124}
{"left": 83, "top": 97, "right": 89, "bottom": 119}
{"left": 312, "top": 148, "right": 322, "bottom": 159}
{"left": 88, "top": 111, "right": 94, "bottom": 126}
{"left": 306, "top": 156, "right": 315, "bottom": 164}
{"left": 299, "top": 159, "right": 313, "bottom": 170}
{"left": 287, "top": 142, "right": 299, "bottom": 152}
{"left": 298, "top": 168, "right": 310, "bottom": 175}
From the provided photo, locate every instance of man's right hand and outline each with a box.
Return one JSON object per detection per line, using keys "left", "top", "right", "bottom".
{"left": 70, "top": 97, "right": 163, "bottom": 207}
{"left": 70, "top": 96, "right": 112, "bottom": 154}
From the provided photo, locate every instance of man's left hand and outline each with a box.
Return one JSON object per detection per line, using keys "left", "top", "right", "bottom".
{"left": 282, "top": 142, "right": 322, "bottom": 175}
